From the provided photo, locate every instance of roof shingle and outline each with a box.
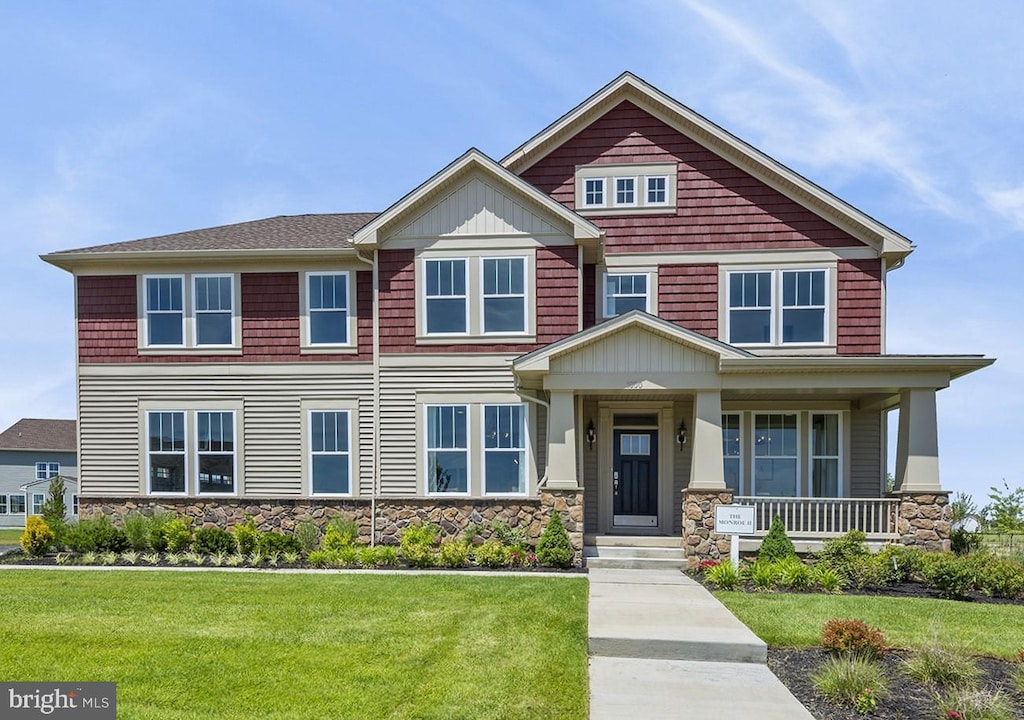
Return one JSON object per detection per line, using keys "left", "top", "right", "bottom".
{"left": 0, "top": 419, "right": 77, "bottom": 451}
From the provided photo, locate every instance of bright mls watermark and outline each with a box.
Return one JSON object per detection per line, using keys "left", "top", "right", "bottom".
{"left": 1, "top": 683, "right": 115, "bottom": 719}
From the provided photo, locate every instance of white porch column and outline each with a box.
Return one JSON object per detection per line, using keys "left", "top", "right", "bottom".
{"left": 688, "top": 390, "right": 726, "bottom": 490}
{"left": 894, "top": 388, "right": 942, "bottom": 492}
{"left": 546, "top": 390, "right": 579, "bottom": 489}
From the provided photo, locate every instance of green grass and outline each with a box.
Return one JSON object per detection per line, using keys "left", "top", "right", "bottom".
{"left": 0, "top": 528, "right": 24, "bottom": 544}
{"left": 0, "top": 570, "right": 589, "bottom": 719}
{"left": 715, "top": 591, "right": 1024, "bottom": 658}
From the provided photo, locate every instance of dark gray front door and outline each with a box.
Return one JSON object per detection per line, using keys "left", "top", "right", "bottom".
{"left": 613, "top": 429, "right": 658, "bottom": 527}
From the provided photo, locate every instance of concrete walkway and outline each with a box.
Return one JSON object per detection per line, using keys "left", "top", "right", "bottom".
{"left": 588, "top": 568, "right": 814, "bottom": 720}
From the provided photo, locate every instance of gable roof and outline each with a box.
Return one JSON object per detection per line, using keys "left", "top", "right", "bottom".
{"left": 352, "top": 148, "right": 602, "bottom": 246}
{"left": 41, "top": 213, "right": 379, "bottom": 270}
{"left": 0, "top": 419, "right": 77, "bottom": 452}
{"left": 502, "top": 72, "right": 914, "bottom": 263}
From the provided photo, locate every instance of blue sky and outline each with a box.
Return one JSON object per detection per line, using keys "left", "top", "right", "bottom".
{"left": 2, "top": 1, "right": 1021, "bottom": 506}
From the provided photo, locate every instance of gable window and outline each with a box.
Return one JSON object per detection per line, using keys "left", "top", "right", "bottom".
{"left": 148, "top": 411, "right": 186, "bottom": 494}
{"left": 146, "top": 276, "right": 185, "bottom": 346}
{"left": 722, "top": 414, "right": 741, "bottom": 494}
{"left": 811, "top": 413, "right": 840, "bottom": 496}
{"left": 32, "top": 493, "right": 44, "bottom": 515}
{"left": 646, "top": 176, "right": 668, "bottom": 205}
{"left": 753, "top": 413, "right": 798, "bottom": 497}
{"left": 727, "top": 269, "right": 828, "bottom": 346}
{"left": 35, "top": 462, "right": 59, "bottom": 480}
{"left": 604, "top": 273, "right": 650, "bottom": 317}
{"left": 482, "top": 258, "right": 525, "bottom": 333}
{"left": 9, "top": 495, "right": 25, "bottom": 514}
{"left": 583, "top": 178, "right": 605, "bottom": 208}
{"left": 615, "top": 177, "right": 636, "bottom": 206}
{"left": 425, "top": 405, "right": 468, "bottom": 494}
{"left": 484, "top": 405, "right": 526, "bottom": 495}
{"left": 425, "top": 259, "right": 467, "bottom": 334}
{"left": 307, "top": 272, "right": 350, "bottom": 345}
{"left": 197, "top": 411, "right": 235, "bottom": 495}
{"left": 310, "top": 410, "right": 351, "bottom": 495}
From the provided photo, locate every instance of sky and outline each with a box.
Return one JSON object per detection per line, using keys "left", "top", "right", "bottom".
{"left": 1, "top": 1, "right": 1021, "bottom": 506}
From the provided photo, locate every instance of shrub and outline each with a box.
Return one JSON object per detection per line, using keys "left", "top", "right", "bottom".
{"left": 1012, "top": 664, "right": 1024, "bottom": 695}
{"left": 757, "top": 517, "right": 796, "bottom": 564}
{"left": 487, "top": 519, "right": 529, "bottom": 552}
{"left": 145, "top": 510, "right": 176, "bottom": 552}
{"left": 163, "top": 517, "right": 193, "bottom": 552}
{"left": 323, "top": 517, "right": 361, "bottom": 549}
{"left": 923, "top": 555, "right": 974, "bottom": 599}
{"left": 257, "top": 531, "right": 301, "bottom": 556}
{"left": 535, "top": 512, "right": 574, "bottom": 568}
{"left": 815, "top": 530, "right": 871, "bottom": 586}
{"left": 473, "top": 540, "right": 512, "bottom": 568}
{"left": 231, "top": 517, "right": 261, "bottom": 555}
{"left": 40, "top": 477, "right": 67, "bottom": 547}
{"left": 307, "top": 549, "right": 335, "bottom": 568}
{"left": 123, "top": 513, "right": 151, "bottom": 551}
{"left": 294, "top": 521, "right": 320, "bottom": 554}
{"left": 934, "top": 688, "right": 1015, "bottom": 720}
{"left": 813, "top": 566, "right": 844, "bottom": 594}
{"left": 20, "top": 516, "right": 55, "bottom": 556}
{"left": 193, "top": 527, "right": 236, "bottom": 555}
{"left": 374, "top": 545, "right": 399, "bottom": 567}
{"left": 705, "top": 560, "right": 740, "bottom": 590}
{"left": 400, "top": 523, "right": 438, "bottom": 568}
{"left": 777, "top": 557, "right": 814, "bottom": 591}
{"left": 438, "top": 540, "right": 470, "bottom": 568}
{"left": 950, "top": 527, "right": 982, "bottom": 556}
{"left": 820, "top": 619, "right": 886, "bottom": 659}
{"left": 811, "top": 654, "right": 888, "bottom": 707}
{"left": 901, "top": 643, "right": 980, "bottom": 688}
{"left": 872, "top": 544, "right": 926, "bottom": 584}
{"left": 749, "top": 561, "right": 778, "bottom": 592}
{"left": 64, "top": 516, "right": 129, "bottom": 553}
{"left": 972, "top": 555, "right": 1024, "bottom": 599}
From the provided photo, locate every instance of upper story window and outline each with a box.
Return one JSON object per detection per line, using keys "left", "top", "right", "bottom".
{"left": 726, "top": 268, "right": 829, "bottom": 346}
{"left": 142, "top": 274, "right": 239, "bottom": 350}
{"left": 576, "top": 162, "right": 677, "bottom": 215}
{"left": 35, "top": 462, "right": 59, "bottom": 480}
{"left": 425, "top": 259, "right": 467, "bottom": 334}
{"left": 482, "top": 258, "right": 526, "bottom": 333}
{"left": 602, "top": 271, "right": 653, "bottom": 318}
{"left": 307, "top": 272, "right": 350, "bottom": 345}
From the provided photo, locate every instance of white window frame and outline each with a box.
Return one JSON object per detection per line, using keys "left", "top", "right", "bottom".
{"left": 72, "top": 495, "right": 79, "bottom": 516}
{"left": 751, "top": 412, "right": 800, "bottom": 497}
{"left": 482, "top": 404, "right": 528, "bottom": 496}
{"left": 423, "top": 258, "right": 469, "bottom": 337}
{"left": 304, "top": 271, "right": 354, "bottom": 348}
{"left": 192, "top": 274, "right": 235, "bottom": 348}
{"left": 602, "top": 271, "right": 653, "bottom": 319}
{"left": 781, "top": 269, "right": 827, "bottom": 345}
{"left": 721, "top": 413, "right": 743, "bottom": 495}
{"left": 146, "top": 410, "right": 188, "bottom": 496}
{"left": 0, "top": 495, "right": 7, "bottom": 514}
{"left": 809, "top": 412, "right": 843, "bottom": 497}
{"left": 9, "top": 494, "right": 25, "bottom": 514}
{"left": 308, "top": 409, "right": 353, "bottom": 497}
{"left": 582, "top": 177, "right": 606, "bottom": 208}
{"left": 140, "top": 273, "right": 241, "bottom": 352}
{"left": 424, "top": 404, "right": 470, "bottom": 496}
{"left": 725, "top": 268, "right": 830, "bottom": 347}
{"left": 480, "top": 257, "right": 527, "bottom": 336}
{"left": 646, "top": 175, "right": 669, "bottom": 206}
{"left": 195, "top": 410, "right": 236, "bottom": 496}
{"left": 614, "top": 176, "right": 637, "bottom": 207}
{"left": 143, "top": 274, "right": 186, "bottom": 348}
{"left": 31, "top": 493, "right": 44, "bottom": 515}
{"left": 35, "top": 462, "right": 59, "bottom": 480}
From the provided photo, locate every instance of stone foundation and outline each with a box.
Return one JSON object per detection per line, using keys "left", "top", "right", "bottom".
{"left": 895, "top": 491, "right": 951, "bottom": 552}
{"left": 682, "top": 488, "right": 734, "bottom": 561}
{"left": 80, "top": 489, "right": 585, "bottom": 558}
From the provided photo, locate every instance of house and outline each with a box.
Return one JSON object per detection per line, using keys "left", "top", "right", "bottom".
{"left": 0, "top": 418, "right": 78, "bottom": 528}
{"left": 41, "top": 73, "right": 993, "bottom": 560}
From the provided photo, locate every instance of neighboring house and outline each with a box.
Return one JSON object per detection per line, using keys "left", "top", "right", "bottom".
{"left": 0, "top": 418, "right": 78, "bottom": 528}
{"left": 41, "top": 73, "right": 993, "bottom": 560}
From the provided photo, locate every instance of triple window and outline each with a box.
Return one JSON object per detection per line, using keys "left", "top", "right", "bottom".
{"left": 423, "top": 257, "right": 529, "bottom": 337}
{"left": 147, "top": 410, "right": 236, "bottom": 495}
{"left": 425, "top": 403, "right": 527, "bottom": 495}
{"left": 35, "top": 462, "right": 59, "bottom": 480}
{"left": 577, "top": 163, "right": 675, "bottom": 211}
{"left": 144, "top": 274, "right": 237, "bottom": 348}
{"left": 727, "top": 269, "right": 828, "bottom": 345}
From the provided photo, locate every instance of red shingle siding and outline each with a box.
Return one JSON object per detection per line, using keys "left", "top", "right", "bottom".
{"left": 378, "top": 247, "right": 579, "bottom": 353}
{"left": 582, "top": 263, "right": 597, "bottom": 329}
{"left": 837, "top": 259, "right": 883, "bottom": 355}
{"left": 77, "top": 275, "right": 138, "bottom": 362}
{"left": 657, "top": 264, "right": 718, "bottom": 339}
{"left": 519, "top": 101, "right": 867, "bottom": 253}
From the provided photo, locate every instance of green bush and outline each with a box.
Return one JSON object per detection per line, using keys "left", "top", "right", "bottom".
{"left": 438, "top": 540, "right": 470, "bottom": 568}
{"left": 294, "top": 521, "right": 320, "bottom": 554}
{"left": 20, "top": 516, "right": 55, "bottom": 557}
{"left": 777, "top": 557, "right": 814, "bottom": 591}
{"left": 972, "top": 555, "right": 1024, "bottom": 599}
{"left": 922, "top": 555, "right": 974, "bottom": 599}
{"left": 486, "top": 520, "right": 529, "bottom": 552}
{"left": 933, "top": 688, "right": 1015, "bottom": 720}
{"left": 473, "top": 540, "right": 512, "bottom": 568}
{"left": 811, "top": 654, "right": 888, "bottom": 707}
{"left": 372, "top": 545, "right": 399, "bottom": 567}
{"left": 748, "top": 561, "right": 778, "bottom": 592}
{"left": 704, "top": 561, "right": 740, "bottom": 590}
{"left": 871, "top": 544, "right": 926, "bottom": 585}
{"left": 757, "top": 517, "right": 796, "bottom": 564}
{"left": 813, "top": 565, "right": 844, "bottom": 594}
{"left": 145, "top": 510, "right": 176, "bottom": 552}
{"left": 400, "top": 523, "right": 438, "bottom": 568}
{"left": 950, "top": 527, "right": 982, "bottom": 556}
{"left": 64, "top": 516, "right": 129, "bottom": 553}
{"left": 535, "top": 512, "right": 574, "bottom": 568}
{"left": 39, "top": 477, "right": 67, "bottom": 547}
{"left": 820, "top": 619, "right": 886, "bottom": 659}
{"left": 193, "top": 527, "right": 236, "bottom": 555}
{"left": 163, "top": 517, "right": 193, "bottom": 552}
{"left": 323, "top": 517, "right": 361, "bottom": 550}
{"left": 123, "top": 513, "right": 151, "bottom": 551}
{"left": 231, "top": 517, "right": 261, "bottom": 555}
{"left": 814, "top": 530, "right": 871, "bottom": 586}
{"left": 901, "top": 643, "right": 980, "bottom": 688}
{"left": 257, "top": 531, "right": 301, "bottom": 556}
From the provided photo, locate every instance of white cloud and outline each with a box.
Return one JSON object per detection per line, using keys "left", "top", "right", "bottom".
{"left": 981, "top": 186, "right": 1024, "bottom": 231}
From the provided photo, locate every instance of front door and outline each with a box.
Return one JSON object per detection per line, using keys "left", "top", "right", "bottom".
{"left": 612, "top": 429, "right": 658, "bottom": 527}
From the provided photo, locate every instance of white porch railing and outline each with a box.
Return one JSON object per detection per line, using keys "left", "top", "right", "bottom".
{"left": 733, "top": 496, "right": 900, "bottom": 539}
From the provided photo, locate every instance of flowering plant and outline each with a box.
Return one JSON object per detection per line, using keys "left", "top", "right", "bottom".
{"left": 855, "top": 687, "right": 877, "bottom": 716}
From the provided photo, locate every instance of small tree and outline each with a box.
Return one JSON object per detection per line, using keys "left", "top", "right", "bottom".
{"left": 757, "top": 516, "right": 796, "bottom": 564}
{"left": 536, "top": 512, "right": 574, "bottom": 568}
{"left": 40, "top": 476, "right": 67, "bottom": 527}
{"left": 984, "top": 481, "right": 1024, "bottom": 534}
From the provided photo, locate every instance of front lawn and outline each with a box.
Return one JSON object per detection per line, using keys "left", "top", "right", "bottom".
{"left": 0, "top": 528, "right": 23, "bottom": 544}
{"left": 0, "top": 570, "right": 589, "bottom": 719}
{"left": 716, "top": 591, "right": 1024, "bottom": 658}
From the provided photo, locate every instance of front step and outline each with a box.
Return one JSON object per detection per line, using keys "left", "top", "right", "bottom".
{"left": 584, "top": 536, "right": 685, "bottom": 570}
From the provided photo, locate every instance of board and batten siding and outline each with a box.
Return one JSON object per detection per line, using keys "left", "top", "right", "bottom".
{"left": 849, "top": 408, "right": 883, "bottom": 498}
{"left": 549, "top": 325, "right": 718, "bottom": 377}
{"left": 78, "top": 367, "right": 373, "bottom": 497}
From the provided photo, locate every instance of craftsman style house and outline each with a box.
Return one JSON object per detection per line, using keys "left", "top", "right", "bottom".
{"left": 43, "top": 73, "right": 992, "bottom": 559}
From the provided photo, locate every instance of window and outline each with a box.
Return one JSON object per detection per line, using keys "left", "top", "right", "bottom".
{"left": 72, "top": 495, "right": 79, "bottom": 516}
{"left": 482, "top": 258, "right": 525, "bottom": 333}
{"left": 811, "top": 413, "right": 840, "bottom": 496}
{"left": 35, "top": 462, "right": 59, "bottom": 480}
{"left": 32, "top": 493, "right": 44, "bottom": 515}
{"left": 722, "top": 414, "right": 741, "bottom": 494}
{"left": 425, "top": 259, "right": 467, "bottom": 334}
{"left": 620, "top": 433, "right": 651, "bottom": 455}
{"left": 426, "top": 405, "right": 468, "bottom": 494}
{"left": 615, "top": 177, "right": 636, "bottom": 206}
{"left": 193, "top": 275, "right": 234, "bottom": 345}
{"left": 307, "top": 272, "right": 350, "bottom": 345}
{"left": 0, "top": 495, "right": 6, "bottom": 514}
{"left": 484, "top": 405, "right": 526, "bottom": 494}
{"left": 148, "top": 411, "right": 186, "bottom": 494}
{"left": 310, "top": 410, "right": 351, "bottom": 495}
{"left": 604, "top": 273, "right": 650, "bottom": 317}
{"left": 753, "top": 413, "right": 798, "bottom": 496}
{"left": 727, "top": 269, "right": 828, "bottom": 345}
{"left": 646, "top": 176, "right": 668, "bottom": 205}
{"left": 197, "top": 411, "right": 235, "bottom": 494}
{"left": 9, "top": 495, "right": 25, "bottom": 514}
{"left": 146, "top": 276, "right": 184, "bottom": 346}
{"left": 583, "top": 178, "right": 605, "bottom": 208}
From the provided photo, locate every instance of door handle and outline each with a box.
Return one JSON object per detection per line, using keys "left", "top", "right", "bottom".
{"left": 613, "top": 475, "right": 619, "bottom": 494}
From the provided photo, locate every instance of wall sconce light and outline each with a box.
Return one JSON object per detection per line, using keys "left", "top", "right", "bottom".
{"left": 676, "top": 420, "right": 688, "bottom": 448}
{"left": 586, "top": 419, "right": 596, "bottom": 449}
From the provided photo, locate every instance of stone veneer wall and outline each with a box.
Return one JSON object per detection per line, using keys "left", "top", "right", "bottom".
{"left": 681, "top": 488, "right": 734, "bottom": 561}
{"left": 895, "top": 491, "right": 951, "bottom": 552}
{"left": 79, "top": 489, "right": 584, "bottom": 556}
